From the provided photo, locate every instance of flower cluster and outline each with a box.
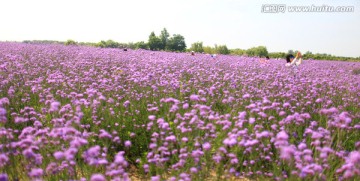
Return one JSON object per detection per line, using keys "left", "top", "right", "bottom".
{"left": 0, "top": 42, "right": 359, "bottom": 180}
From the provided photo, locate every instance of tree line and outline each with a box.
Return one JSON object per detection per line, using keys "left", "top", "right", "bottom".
{"left": 22, "top": 28, "right": 360, "bottom": 62}
{"left": 58, "top": 28, "right": 186, "bottom": 52}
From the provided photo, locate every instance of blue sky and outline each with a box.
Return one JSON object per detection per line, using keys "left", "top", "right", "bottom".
{"left": 0, "top": 0, "right": 359, "bottom": 57}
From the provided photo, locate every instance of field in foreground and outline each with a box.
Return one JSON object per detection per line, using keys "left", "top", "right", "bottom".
{"left": 0, "top": 43, "right": 360, "bottom": 181}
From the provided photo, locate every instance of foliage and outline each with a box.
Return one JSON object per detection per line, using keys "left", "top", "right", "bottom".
{"left": 190, "top": 42, "right": 204, "bottom": 53}
{"left": 203, "top": 46, "right": 215, "bottom": 54}
{"left": 23, "top": 40, "right": 64, "bottom": 44}
{"left": 246, "top": 46, "right": 268, "bottom": 57}
{"left": 64, "top": 39, "right": 77, "bottom": 46}
{"left": 268, "top": 52, "right": 287, "bottom": 59}
{"left": 148, "top": 32, "right": 163, "bottom": 51}
{"left": 19, "top": 29, "right": 360, "bottom": 61}
{"left": 126, "top": 42, "right": 136, "bottom": 49}
{"left": 303, "top": 52, "right": 358, "bottom": 61}
{"left": 134, "top": 41, "right": 148, "bottom": 49}
{"left": 230, "top": 48, "right": 246, "bottom": 55}
{"left": 159, "top": 28, "right": 170, "bottom": 50}
{"left": 166, "top": 34, "right": 186, "bottom": 52}
{"left": 95, "top": 40, "right": 122, "bottom": 48}
{"left": 78, "top": 42, "right": 98, "bottom": 47}
{"left": 215, "top": 44, "right": 230, "bottom": 55}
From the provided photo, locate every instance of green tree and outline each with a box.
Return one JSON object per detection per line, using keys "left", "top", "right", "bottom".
{"left": 134, "top": 41, "right": 148, "bottom": 49}
{"left": 246, "top": 47, "right": 255, "bottom": 56}
{"left": 166, "top": 34, "right": 186, "bottom": 52}
{"left": 246, "top": 46, "right": 268, "bottom": 57}
{"left": 190, "top": 42, "right": 204, "bottom": 53}
{"left": 148, "top": 32, "right": 163, "bottom": 51}
{"left": 127, "top": 42, "right": 136, "bottom": 49}
{"left": 96, "top": 40, "right": 107, "bottom": 48}
{"left": 78, "top": 42, "right": 97, "bottom": 47}
{"left": 215, "top": 44, "right": 230, "bottom": 55}
{"left": 230, "top": 48, "right": 245, "bottom": 55}
{"left": 64, "top": 39, "right": 77, "bottom": 46}
{"left": 160, "top": 28, "right": 169, "bottom": 50}
{"left": 268, "top": 52, "right": 286, "bottom": 58}
{"left": 95, "top": 40, "right": 120, "bottom": 48}
{"left": 303, "top": 51, "right": 313, "bottom": 59}
{"left": 203, "top": 46, "right": 215, "bottom": 54}
{"left": 105, "top": 40, "right": 120, "bottom": 48}
{"left": 257, "top": 46, "right": 268, "bottom": 57}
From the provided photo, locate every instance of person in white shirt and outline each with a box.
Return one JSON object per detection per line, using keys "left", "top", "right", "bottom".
{"left": 285, "top": 52, "right": 303, "bottom": 67}
{"left": 285, "top": 52, "right": 303, "bottom": 79}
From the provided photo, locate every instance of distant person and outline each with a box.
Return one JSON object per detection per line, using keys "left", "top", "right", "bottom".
{"left": 286, "top": 52, "right": 303, "bottom": 79}
{"left": 123, "top": 48, "right": 127, "bottom": 51}
{"left": 285, "top": 52, "right": 302, "bottom": 67}
{"left": 191, "top": 51, "right": 195, "bottom": 56}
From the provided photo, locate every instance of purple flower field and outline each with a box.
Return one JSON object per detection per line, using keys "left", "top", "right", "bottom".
{"left": 0, "top": 42, "right": 360, "bottom": 180}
